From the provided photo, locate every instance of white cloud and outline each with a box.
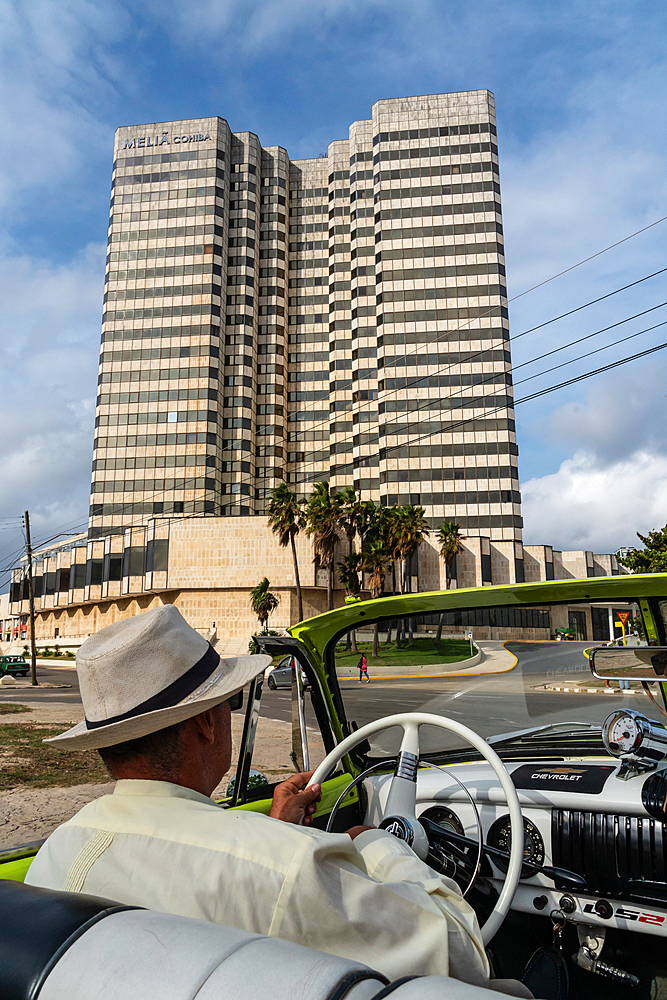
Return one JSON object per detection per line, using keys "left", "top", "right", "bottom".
{"left": 149, "top": 0, "right": 376, "bottom": 54}
{"left": 0, "top": 0, "right": 132, "bottom": 212}
{"left": 521, "top": 449, "right": 667, "bottom": 553}
{"left": 0, "top": 244, "right": 103, "bottom": 575}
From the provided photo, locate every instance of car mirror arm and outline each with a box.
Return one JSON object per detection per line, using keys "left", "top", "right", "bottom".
{"left": 419, "top": 817, "right": 588, "bottom": 891}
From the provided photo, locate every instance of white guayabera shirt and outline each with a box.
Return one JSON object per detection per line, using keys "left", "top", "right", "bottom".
{"left": 26, "top": 779, "right": 490, "bottom": 985}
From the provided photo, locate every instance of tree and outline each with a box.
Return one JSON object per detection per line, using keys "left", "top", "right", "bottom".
{"left": 358, "top": 500, "right": 382, "bottom": 548}
{"left": 336, "top": 486, "right": 362, "bottom": 557}
{"left": 618, "top": 528, "right": 667, "bottom": 574}
{"left": 436, "top": 521, "right": 465, "bottom": 589}
{"left": 336, "top": 552, "right": 363, "bottom": 651}
{"left": 435, "top": 522, "right": 465, "bottom": 643}
{"left": 360, "top": 541, "right": 391, "bottom": 657}
{"left": 337, "top": 552, "right": 363, "bottom": 598}
{"left": 250, "top": 577, "right": 280, "bottom": 630}
{"left": 392, "top": 504, "right": 430, "bottom": 595}
{"left": 305, "top": 481, "right": 340, "bottom": 611}
{"left": 267, "top": 483, "right": 305, "bottom": 623}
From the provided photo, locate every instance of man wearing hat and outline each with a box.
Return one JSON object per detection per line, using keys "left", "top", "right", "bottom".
{"left": 25, "top": 605, "right": 515, "bottom": 991}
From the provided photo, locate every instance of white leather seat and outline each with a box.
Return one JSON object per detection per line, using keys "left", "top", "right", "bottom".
{"left": 37, "top": 908, "right": 524, "bottom": 1000}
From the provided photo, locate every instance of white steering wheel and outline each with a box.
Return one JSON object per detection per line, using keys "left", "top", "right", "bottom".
{"left": 308, "top": 712, "right": 524, "bottom": 945}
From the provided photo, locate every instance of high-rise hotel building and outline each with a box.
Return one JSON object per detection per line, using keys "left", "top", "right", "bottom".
{"left": 91, "top": 90, "right": 521, "bottom": 548}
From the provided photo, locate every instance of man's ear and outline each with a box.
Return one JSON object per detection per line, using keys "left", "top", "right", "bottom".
{"left": 192, "top": 708, "right": 217, "bottom": 744}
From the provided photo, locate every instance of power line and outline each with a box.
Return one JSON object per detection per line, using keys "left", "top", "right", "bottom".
{"left": 514, "top": 318, "right": 667, "bottom": 388}
{"left": 14, "top": 298, "right": 667, "bottom": 556}
{"left": 38, "top": 301, "right": 667, "bottom": 533}
{"left": 10, "top": 332, "right": 665, "bottom": 566}
{"left": 508, "top": 215, "right": 667, "bottom": 303}
{"left": 296, "top": 264, "right": 667, "bottom": 444}
{"left": 289, "top": 330, "right": 667, "bottom": 488}
{"left": 8, "top": 220, "right": 667, "bottom": 557}
{"left": 289, "top": 301, "right": 667, "bottom": 482}
{"left": 514, "top": 301, "right": 667, "bottom": 371}
{"left": 515, "top": 339, "right": 667, "bottom": 404}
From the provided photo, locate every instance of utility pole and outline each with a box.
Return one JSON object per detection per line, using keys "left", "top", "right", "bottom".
{"left": 24, "top": 510, "right": 38, "bottom": 686}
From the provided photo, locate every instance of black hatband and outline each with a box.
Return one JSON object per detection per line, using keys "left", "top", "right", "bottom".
{"left": 85, "top": 644, "right": 221, "bottom": 729}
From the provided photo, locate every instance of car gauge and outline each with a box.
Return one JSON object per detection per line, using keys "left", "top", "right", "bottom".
{"left": 487, "top": 816, "right": 545, "bottom": 878}
{"left": 419, "top": 805, "right": 465, "bottom": 837}
{"left": 602, "top": 709, "right": 667, "bottom": 778}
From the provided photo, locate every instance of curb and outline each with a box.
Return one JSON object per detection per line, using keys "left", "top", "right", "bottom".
{"left": 540, "top": 684, "right": 635, "bottom": 695}
{"left": 339, "top": 645, "right": 519, "bottom": 681}
{"left": 0, "top": 682, "right": 73, "bottom": 690}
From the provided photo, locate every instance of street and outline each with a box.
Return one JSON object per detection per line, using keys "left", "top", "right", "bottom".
{"left": 265, "top": 641, "right": 651, "bottom": 755}
{"left": 0, "top": 663, "right": 81, "bottom": 705}
{"left": 1, "top": 643, "right": 651, "bottom": 752}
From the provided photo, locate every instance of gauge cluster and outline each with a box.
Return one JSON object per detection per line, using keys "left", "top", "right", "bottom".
{"left": 380, "top": 754, "right": 667, "bottom": 940}
{"left": 486, "top": 815, "right": 545, "bottom": 877}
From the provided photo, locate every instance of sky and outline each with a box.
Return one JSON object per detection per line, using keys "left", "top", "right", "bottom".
{"left": 1, "top": 0, "right": 666, "bottom": 586}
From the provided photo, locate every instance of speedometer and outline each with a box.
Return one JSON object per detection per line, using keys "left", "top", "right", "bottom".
{"left": 487, "top": 816, "right": 544, "bottom": 878}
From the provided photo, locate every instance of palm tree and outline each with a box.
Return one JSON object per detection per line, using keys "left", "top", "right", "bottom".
{"left": 267, "top": 483, "right": 305, "bottom": 623}
{"left": 337, "top": 552, "right": 363, "bottom": 651}
{"left": 357, "top": 499, "right": 381, "bottom": 548}
{"left": 337, "top": 552, "right": 363, "bottom": 598}
{"left": 392, "top": 505, "right": 430, "bottom": 595}
{"left": 305, "top": 481, "right": 340, "bottom": 611}
{"left": 435, "top": 522, "right": 465, "bottom": 642}
{"left": 436, "top": 521, "right": 465, "bottom": 589}
{"left": 361, "top": 541, "right": 391, "bottom": 657}
{"left": 250, "top": 577, "right": 280, "bottom": 630}
{"left": 336, "top": 486, "right": 362, "bottom": 557}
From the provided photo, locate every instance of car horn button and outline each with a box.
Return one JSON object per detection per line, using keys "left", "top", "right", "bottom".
{"left": 379, "top": 815, "right": 415, "bottom": 845}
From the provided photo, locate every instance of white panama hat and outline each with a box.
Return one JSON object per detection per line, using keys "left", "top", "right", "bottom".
{"left": 46, "top": 604, "right": 271, "bottom": 750}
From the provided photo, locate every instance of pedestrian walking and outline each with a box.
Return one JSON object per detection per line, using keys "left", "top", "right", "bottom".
{"left": 357, "top": 654, "right": 370, "bottom": 683}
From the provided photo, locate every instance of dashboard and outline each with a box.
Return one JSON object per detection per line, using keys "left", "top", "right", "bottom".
{"left": 364, "top": 757, "right": 667, "bottom": 938}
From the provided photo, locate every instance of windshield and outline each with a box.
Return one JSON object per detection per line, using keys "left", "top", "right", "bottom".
{"left": 331, "top": 598, "right": 665, "bottom": 758}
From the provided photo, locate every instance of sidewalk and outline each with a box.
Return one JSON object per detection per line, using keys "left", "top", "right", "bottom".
{"left": 336, "top": 640, "right": 517, "bottom": 681}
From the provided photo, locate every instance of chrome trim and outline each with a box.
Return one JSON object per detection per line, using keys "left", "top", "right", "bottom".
{"left": 395, "top": 750, "right": 418, "bottom": 782}
{"left": 229, "top": 671, "right": 264, "bottom": 807}
{"left": 292, "top": 655, "right": 310, "bottom": 772}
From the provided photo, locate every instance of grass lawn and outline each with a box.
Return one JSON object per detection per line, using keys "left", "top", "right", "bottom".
{"left": 0, "top": 725, "right": 108, "bottom": 791}
{"left": 0, "top": 703, "right": 32, "bottom": 715}
{"left": 335, "top": 636, "right": 474, "bottom": 668}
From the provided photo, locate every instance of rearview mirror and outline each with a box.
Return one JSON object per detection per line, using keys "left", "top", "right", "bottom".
{"left": 590, "top": 646, "right": 667, "bottom": 681}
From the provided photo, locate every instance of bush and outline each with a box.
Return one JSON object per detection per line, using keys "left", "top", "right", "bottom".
{"left": 66, "top": 650, "right": 75, "bottom": 659}
{"left": 42, "top": 646, "right": 51, "bottom": 657}
{"left": 54, "top": 644, "right": 61, "bottom": 657}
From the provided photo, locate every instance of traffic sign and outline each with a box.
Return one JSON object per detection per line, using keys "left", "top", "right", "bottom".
{"left": 617, "top": 612, "right": 630, "bottom": 624}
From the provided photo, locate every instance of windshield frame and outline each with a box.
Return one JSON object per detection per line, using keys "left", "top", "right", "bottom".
{"left": 288, "top": 574, "right": 667, "bottom": 766}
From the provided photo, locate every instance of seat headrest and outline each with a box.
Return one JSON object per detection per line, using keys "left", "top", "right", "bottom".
{"left": 0, "top": 879, "right": 139, "bottom": 1000}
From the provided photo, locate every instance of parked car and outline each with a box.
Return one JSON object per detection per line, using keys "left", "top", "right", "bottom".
{"left": 4, "top": 574, "right": 667, "bottom": 996}
{"left": 266, "top": 654, "right": 310, "bottom": 690}
{"left": 554, "top": 626, "right": 577, "bottom": 640}
{"left": 0, "top": 654, "right": 29, "bottom": 677}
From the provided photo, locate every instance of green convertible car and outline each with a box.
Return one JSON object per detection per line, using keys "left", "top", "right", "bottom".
{"left": 2, "top": 575, "right": 667, "bottom": 999}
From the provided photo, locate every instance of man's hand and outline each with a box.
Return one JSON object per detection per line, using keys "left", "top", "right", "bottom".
{"left": 270, "top": 770, "right": 322, "bottom": 825}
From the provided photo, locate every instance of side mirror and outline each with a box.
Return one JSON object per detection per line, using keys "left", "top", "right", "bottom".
{"left": 590, "top": 646, "right": 667, "bottom": 681}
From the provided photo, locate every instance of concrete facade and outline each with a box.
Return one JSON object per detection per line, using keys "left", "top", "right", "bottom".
{"left": 10, "top": 516, "right": 622, "bottom": 645}
{"left": 91, "top": 91, "right": 520, "bottom": 543}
